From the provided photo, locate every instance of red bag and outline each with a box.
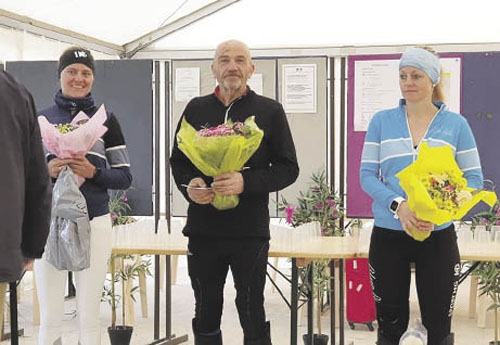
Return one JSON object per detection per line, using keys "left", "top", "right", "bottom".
{"left": 345, "top": 258, "right": 376, "bottom": 331}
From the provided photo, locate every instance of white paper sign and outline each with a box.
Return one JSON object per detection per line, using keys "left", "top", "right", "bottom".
{"left": 175, "top": 67, "right": 200, "bottom": 102}
{"left": 282, "top": 64, "right": 317, "bottom": 113}
{"left": 248, "top": 73, "right": 263, "bottom": 95}
{"left": 354, "top": 59, "right": 400, "bottom": 132}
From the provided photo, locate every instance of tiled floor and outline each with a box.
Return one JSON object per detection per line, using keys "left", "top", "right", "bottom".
{"left": 1, "top": 257, "right": 497, "bottom": 345}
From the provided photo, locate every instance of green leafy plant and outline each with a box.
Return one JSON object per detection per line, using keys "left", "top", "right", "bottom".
{"left": 109, "top": 190, "right": 137, "bottom": 226}
{"left": 470, "top": 201, "right": 500, "bottom": 231}
{"left": 469, "top": 201, "right": 500, "bottom": 344}
{"left": 476, "top": 261, "right": 500, "bottom": 344}
{"left": 279, "top": 170, "right": 356, "bottom": 236}
{"left": 277, "top": 169, "right": 362, "bottom": 335}
{"left": 104, "top": 190, "right": 152, "bottom": 329}
{"left": 103, "top": 255, "right": 152, "bottom": 329}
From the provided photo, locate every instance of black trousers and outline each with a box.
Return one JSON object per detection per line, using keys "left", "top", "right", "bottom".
{"left": 187, "top": 236, "right": 270, "bottom": 341}
{"left": 369, "top": 225, "right": 460, "bottom": 345}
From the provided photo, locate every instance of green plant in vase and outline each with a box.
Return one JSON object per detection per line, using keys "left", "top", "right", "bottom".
{"left": 469, "top": 201, "right": 500, "bottom": 345}
{"left": 278, "top": 170, "right": 361, "bottom": 343}
{"left": 476, "top": 261, "right": 500, "bottom": 345}
{"left": 103, "top": 254, "right": 152, "bottom": 329}
{"left": 104, "top": 189, "right": 152, "bottom": 345}
{"left": 109, "top": 190, "right": 137, "bottom": 226}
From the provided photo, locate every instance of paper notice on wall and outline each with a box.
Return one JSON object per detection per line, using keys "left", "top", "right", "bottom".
{"left": 354, "top": 59, "right": 400, "bottom": 132}
{"left": 282, "top": 64, "right": 317, "bottom": 113}
{"left": 248, "top": 73, "right": 263, "bottom": 95}
{"left": 175, "top": 67, "right": 200, "bottom": 102}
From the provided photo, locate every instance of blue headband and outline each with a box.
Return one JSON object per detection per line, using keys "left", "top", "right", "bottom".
{"left": 399, "top": 47, "right": 440, "bottom": 84}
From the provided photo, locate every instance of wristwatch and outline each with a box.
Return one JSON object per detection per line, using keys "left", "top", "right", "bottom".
{"left": 390, "top": 197, "right": 405, "bottom": 219}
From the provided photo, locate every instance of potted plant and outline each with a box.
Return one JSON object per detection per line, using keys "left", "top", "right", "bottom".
{"left": 103, "top": 254, "right": 151, "bottom": 345}
{"left": 470, "top": 202, "right": 500, "bottom": 345}
{"left": 109, "top": 190, "right": 137, "bottom": 227}
{"left": 278, "top": 170, "right": 361, "bottom": 345}
{"left": 104, "top": 190, "right": 152, "bottom": 345}
{"left": 476, "top": 261, "right": 500, "bottom": 345}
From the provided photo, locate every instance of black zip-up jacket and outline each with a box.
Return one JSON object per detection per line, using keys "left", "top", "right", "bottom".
{"left": 38, "top": 90, "right": 132, "bottom": 219}
{"left": 0, "top": 71, "right": 51, "bottom": 282}
{"left": 170, "top": 89, "right": 299, "bottom": 238}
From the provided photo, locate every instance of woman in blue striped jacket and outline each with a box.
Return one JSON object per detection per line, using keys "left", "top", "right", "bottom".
{"left": 360, "top": 47, "right": 483, "bottom": 345}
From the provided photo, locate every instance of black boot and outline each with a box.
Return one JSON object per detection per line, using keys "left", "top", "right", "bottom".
{"left": 437, "top": 333, "right": 454, "bottom": 345}
{"left": 192, "top": 319, "right": 223, "bottom": 345}
{"left": 244, "top": 321, "right": 272, "bottom": 345}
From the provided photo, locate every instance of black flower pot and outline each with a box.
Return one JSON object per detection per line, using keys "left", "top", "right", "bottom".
{"left": 302, "top": 333, "right": 329, "bottom": 345}
{"left": 108, "top": 325, "right": 133, "bottom": 345}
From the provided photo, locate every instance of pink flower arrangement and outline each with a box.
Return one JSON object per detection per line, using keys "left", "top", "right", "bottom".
{"left": 278, "top": 170, "right": 360, "bottom": 236}
{"left": 198, "top": 122, "right": 250, "bottom": 137}
{"left": 177, "top": 116, "right": 263, "bottom": 210}
{"left": 471, "top": 201, "right": 500, "bottom": 230}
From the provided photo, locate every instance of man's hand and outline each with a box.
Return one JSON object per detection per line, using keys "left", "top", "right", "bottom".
{"left": 212, "top": 172, "right": 244, "bottom": 196}
{"left": 187, "top": 178, "right": 215, "bottom": 205}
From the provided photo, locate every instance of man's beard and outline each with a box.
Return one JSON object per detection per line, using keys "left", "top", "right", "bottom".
{"left": 221, "top": 76, "right": 243, "bottom": 92}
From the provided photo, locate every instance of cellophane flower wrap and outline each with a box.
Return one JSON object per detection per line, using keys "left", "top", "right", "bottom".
{"left": 396, "top": 142, "right": 497, "bottom": 241}
{"left": 177, "top": 116, "right": 264, "bottom": 210}
{"left": 38, "top": 104, "right": 108, "bottom": 185}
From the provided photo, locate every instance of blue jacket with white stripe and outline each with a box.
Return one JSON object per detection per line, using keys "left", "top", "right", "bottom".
{"left": 360, "top": 99, "right": 483, "bottom": 231}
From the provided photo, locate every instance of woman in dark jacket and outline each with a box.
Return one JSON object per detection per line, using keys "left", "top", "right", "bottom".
{"left": 34, "top": 46, "right": 132, "bottom": 345}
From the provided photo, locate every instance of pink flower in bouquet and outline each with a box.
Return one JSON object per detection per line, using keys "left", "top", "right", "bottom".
{"left": 38, "top": 104, "right": 108, "bottom": 184}
{"left": 198, "top": 122, "right": 250, "bottom": 138}
{"left": 177, "top": 116, "right": 263, "bottom": 210}
{"left": 38, "top": 104, "right": 108, "bottom": 158}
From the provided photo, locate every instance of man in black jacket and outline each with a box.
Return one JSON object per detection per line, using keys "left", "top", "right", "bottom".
{"left": 0, "top": 70, "right": 51, "bottom": 284}
{"left": 170, "top": 40, "right": 299, "bottom": 345}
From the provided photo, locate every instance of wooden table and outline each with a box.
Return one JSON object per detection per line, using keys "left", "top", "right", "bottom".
{"left": 289, "top": 228, "right": 500, "bottom": 345}
{"left": 114, "top": 220, "right": 500, "bottom": 345}
{"left": 269, "top": 224, "right": 358, "bottom": 345}
{"left": 112, "top": 221, "right": 359, "bottom": 345}
{"left": 356, "top": 237, "right": 500, "bottom": 261}
{"left": 112, "top": 219, "right": 188, "bottom": 345}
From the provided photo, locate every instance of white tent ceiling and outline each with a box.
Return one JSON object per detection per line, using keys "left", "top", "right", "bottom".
{"left": 0, "top": 0, "right": 219, "bottom": 45}
{"left": 1, "top": 0, "right": 500, "bottom": 60}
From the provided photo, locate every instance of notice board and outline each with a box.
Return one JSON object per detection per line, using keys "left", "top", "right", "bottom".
{"left": 346, "top": 53, "right": 464, "bottom": 218}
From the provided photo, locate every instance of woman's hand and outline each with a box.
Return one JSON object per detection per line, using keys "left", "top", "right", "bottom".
{"left": 48, "top": 158, "right": 70, "bottom": 178}
{"left": 66, "top": 154, "right": 97, "bottom": 178}
{"left": 397, "top": 201, "right": 434, "bottom": 237}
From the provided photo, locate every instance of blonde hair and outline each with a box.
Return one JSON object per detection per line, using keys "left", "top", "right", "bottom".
{"left": 417, "top": 45, "right": 445, "bottom": 102}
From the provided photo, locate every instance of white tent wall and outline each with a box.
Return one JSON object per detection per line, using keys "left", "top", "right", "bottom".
{"left": 0, "top": 26, "right": 118, "bottom": 63}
